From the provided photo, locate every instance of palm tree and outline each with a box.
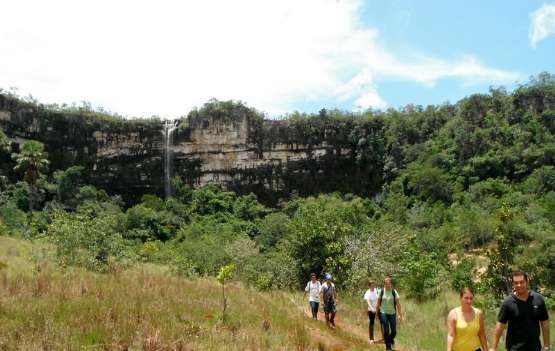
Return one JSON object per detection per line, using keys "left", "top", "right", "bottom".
{"left": 12, "top": 140, "right": 49, "bottom": 221}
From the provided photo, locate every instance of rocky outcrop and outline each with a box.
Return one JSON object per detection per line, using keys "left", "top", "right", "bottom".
{"left": 0, "top": 95, "right": 384, "bottom": 205}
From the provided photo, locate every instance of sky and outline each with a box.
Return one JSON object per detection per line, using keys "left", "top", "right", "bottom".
{"left": 1, "top": 0, "right": 554, "bottom": 118}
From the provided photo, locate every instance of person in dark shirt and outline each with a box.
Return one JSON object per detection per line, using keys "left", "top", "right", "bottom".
{"left": 489, "top": 270, "right": 550, "bottom": 351}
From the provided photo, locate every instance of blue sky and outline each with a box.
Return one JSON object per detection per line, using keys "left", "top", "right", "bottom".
{"left": 347, "top": 0, "right": 555, "bottom": 110}
{"left": 1, "top": 0, "right": 554, "bottom": 118}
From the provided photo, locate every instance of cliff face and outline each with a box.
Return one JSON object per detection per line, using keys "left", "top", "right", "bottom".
{"left": 0, "top": 95, "right": 383, "bottom": 205}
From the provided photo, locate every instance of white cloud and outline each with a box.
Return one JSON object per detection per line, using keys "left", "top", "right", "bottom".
{"left": 0, "top": 0, "right": 520, "bottom": 117}
{"left": 530, "top": 3, "right": 555, "bottom": 48}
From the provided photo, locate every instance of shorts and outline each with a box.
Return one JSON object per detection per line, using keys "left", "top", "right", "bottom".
{"left": 324, "top": 301, "right": 336, "bottom": 313}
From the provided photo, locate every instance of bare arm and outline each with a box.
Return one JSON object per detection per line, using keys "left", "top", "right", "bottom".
{"left": 489, "top": 322, "right": 506, "bottom": 351}
{"left": 541, "top": 319, "right": 550, "bottom": 349}
{"left": 478, "top": 310, "right": 488, "bottom": 351}
{"left": 446, "top": 310, "right": 456, "bottom": 351}
{"left": 396, "top": 298, "right": 403, "bottom": 320}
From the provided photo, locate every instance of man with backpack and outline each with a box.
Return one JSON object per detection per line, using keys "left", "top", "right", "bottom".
{"left": 376, "top": 276, "right": 403, "bottom": 351}
{"left": 320, "top": 273, "right": 337, "bottom": 329}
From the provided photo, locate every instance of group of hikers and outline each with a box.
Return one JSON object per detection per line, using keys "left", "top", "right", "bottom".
{"left": 304, "top": 270, "right": 550, "bottom": 351}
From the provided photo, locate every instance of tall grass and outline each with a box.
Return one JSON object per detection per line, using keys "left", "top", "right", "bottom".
{"left": 1, "top": 236, "right": 552, "bottom": 350}
{"left": 0, "top": 237, "right": 371, "bottom": 350}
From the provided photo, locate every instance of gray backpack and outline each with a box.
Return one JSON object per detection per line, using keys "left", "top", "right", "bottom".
{"left": 322, "top": 283, "right": 335, "bottom": 303}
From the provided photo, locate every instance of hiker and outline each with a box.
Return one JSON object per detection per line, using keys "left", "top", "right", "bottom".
{"left": 363, "top": 279, "right": 379, "bottom": 343}
{"left": 376, "top": 276, "right": 402, "bottom": 351}
{"left": 304, "top": 272, "right": 322, "bottom": 320}
{"left": 489, "top": 270, "right": 550, "bottom": 351}
{"left": 320, "top": 273, "right": 337, "bottom": 328}
{"left": 447, "top": 287, "right": 488, "bottom": 351}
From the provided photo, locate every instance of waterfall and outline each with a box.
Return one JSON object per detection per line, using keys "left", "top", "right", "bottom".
{"left": 162, "top": 120, "right": 178, "bottom": 198}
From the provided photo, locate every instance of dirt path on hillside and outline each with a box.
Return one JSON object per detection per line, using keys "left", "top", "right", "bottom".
{"left": 291, "top": 296, "right": 409, "bottom": 351}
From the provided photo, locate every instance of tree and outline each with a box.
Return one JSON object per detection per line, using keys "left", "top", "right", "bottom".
{"left": 0, "top": 130, "right": 8, "bottom": 152}
{"left": 481, "top": 204, "right": 515, "bottom": 300}
{"left": 12, "top": 141, "right": 49, "bottom": 223}
{"left": 53, "top": 166, "right": 84, "bottom": 207}
{"left": 217, "top": 263, "right": 236, "bottom": 322}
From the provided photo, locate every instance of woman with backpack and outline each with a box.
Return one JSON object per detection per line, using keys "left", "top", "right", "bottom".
{"left": 376, "top": 276, "right": 402, "bottom": 351}
{"left": 304, "top": 273, "right": 321, "bottom": 320}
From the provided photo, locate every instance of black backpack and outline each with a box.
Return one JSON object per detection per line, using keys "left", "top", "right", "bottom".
{"left": 378, "top": 288, "right": 398, "bottom": 312}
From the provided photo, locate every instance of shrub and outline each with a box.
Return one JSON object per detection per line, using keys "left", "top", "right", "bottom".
{"left": 48, "top": 210, "right": 128, "bottom": 272}
{"left": 449, "top": 256, "right": 477, "bottom": 292}
{"left": 283, "top": 194, "right": 368, "bottom": 286}
{"left": 172, "top": 255, "right": 198, "bottom": 277}
{"left": 343, "top": 221, "right": 411, "bottom": 291}
{"left": 0, "top": 201, "right": 27, "bottom": 234}
{"left": 401, "top": 245, "right": 447, "bottom": 301}
{"left": 255, "top": 212, "right": 291, "bottom": 250}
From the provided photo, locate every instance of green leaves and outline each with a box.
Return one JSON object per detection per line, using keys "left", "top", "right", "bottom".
{"left": 0, "top": 129, "right": 9, "bottom": 153}
{"left": 12, "top": 141, "right": 49, "bottom": 186}
{"left": 217, "top": 263, "right": 236, "bottom": 285}
{"left": 48, "top": 210, "right": 127, "bottom": 272}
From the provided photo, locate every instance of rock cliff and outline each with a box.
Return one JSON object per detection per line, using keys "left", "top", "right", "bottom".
{"left": 0, "top": 95, "right": 384, "bottom": 205}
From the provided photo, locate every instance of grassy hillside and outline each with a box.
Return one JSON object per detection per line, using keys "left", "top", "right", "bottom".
{"left": 0, "top": 236, "right": 372, "bottom": 350}
{"left": 2, "top": 236, "right": 552, "bottom": 350}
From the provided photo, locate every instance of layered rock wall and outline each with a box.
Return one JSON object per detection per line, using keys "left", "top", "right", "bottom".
{"left": 0, "top": 95, "right": 381, "bottom": 205}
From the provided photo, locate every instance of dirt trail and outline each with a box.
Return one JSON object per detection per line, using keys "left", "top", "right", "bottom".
{"left": 291, "top": 296, "right": 409, "bottom": 351}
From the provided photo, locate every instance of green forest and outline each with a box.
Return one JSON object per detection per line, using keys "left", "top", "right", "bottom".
{"left": 1, "top": 72, "right": 554, "bottom": 306}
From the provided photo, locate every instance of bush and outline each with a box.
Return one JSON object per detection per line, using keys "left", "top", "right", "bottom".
{"left": 401, "top": 247, "right": 447, "bottom": 302}
{"left": 255, "top": 212, "right": 291, "bottom": 250}
{"left": 449, "top": 256, "right": 477, "bottom": 292}
{"left": 283, "top": 194, "right": 368, "bottom": 286}
{"left": 0, "top": 201, "right": 27, "bottom": 235}
{"left": 48, "top": 210, "right": 129, "bottom": 272}
{"left": 53, "top": 166, "right": 84, "bottom": 207}
{"left": 343, "top": 221, "right": 411, "bottom": 291}
{"left": 172, "top": 255, "right": 199, "bottom": 277}
{"left": 171, "top": 221, "right": 236, "bottom": 276}
{"left": 522, "top": 166, "right": 555, "bottom": 194}
{"left": 518, "top": 239, "right": 555, "bottom": 289}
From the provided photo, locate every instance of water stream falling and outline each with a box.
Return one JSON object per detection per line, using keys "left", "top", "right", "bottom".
{"left": 162, "top": 120, "right": 178, "bottom": 198}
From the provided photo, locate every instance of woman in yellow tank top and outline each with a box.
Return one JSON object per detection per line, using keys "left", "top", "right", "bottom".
{"left": 447, "top": 287, "right": 488, "bottom": 351}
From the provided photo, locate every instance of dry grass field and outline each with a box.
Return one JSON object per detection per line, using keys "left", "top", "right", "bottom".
{"left": 1, "top": 236, "right": 552, "bottom": 350}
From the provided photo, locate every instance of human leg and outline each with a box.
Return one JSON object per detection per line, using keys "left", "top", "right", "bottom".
{"left": 387, "top": 314, "right": 397, "bottom": 350}
{"left": 380, "top": 312, "right": 391, "bottom": 350}
{"left": 368, "top": 311, "right": 376, "bottom": 341}
{"left": 329, "top": 302, "right": 336, "bottom": 327}
{"left": 309, "top": 301, "right": 318, "bottom": 320}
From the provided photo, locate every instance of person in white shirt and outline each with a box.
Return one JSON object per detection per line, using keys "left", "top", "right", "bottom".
{"left": 304, "top": 273, "right": 321, "bottom": 320}
{"left": 363, "top": 279, "right": 380, "bottom": 343}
